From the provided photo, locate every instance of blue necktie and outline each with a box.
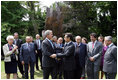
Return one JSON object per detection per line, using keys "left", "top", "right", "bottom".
{"left": 28, "top": 43, "right": 31, "bottom": 52}
{"left": 49, "top": 40, "right": 54, "bottom": 49}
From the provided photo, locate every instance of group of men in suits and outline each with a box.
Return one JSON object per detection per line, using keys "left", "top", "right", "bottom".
{"left": 86, "top": 33, "right": 117, "bottom": 79}
{"left": 13, "top": 30, "right": 117, "bottom": 79}
{"left": 13, "top": 33, "right": 43, "bottom": 79}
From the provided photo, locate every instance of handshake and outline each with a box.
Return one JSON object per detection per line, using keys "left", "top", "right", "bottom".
{"left": 50, "top": 54, "right": 57, "bottom": 58}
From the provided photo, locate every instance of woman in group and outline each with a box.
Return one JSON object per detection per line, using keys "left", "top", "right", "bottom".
{"left": 3, "top": 35, "right": 18, "bottom": 79}
{"left": 98, "top": 36, "right": 108, "bottom": 79}
{"left": 82, "top": 37, "right": 87, "bottom": 44}
{"left": 81, "top": 37, "right": 88, "bottom": 79}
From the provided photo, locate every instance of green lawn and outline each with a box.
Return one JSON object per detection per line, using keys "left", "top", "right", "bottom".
{"left": 1, "top": 60, "right": 117, "bottom": 79}
{"left": 1, "top": 60, "right": 46, "bottom": 79}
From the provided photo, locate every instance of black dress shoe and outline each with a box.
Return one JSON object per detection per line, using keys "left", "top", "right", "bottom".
{"left": 36, "top": 69, "right": 40, "bottom": 71}
{"left": 22, "top": 74, "right": 25, "bottom": 78}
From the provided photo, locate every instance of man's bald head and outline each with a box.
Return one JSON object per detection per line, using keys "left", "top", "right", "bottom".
{"left": 75, "top": 36, "right": 81, "bottom": 44}
{"left": 26, "top": 36, "right": 31, "bottom": 43}
{"left": 57, "top": 37, "right": 63, "bottom": 44}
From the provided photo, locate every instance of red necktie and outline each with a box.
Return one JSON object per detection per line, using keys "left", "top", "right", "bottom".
{"left": 92, "top": 42, "right": 94, "bottom": 48}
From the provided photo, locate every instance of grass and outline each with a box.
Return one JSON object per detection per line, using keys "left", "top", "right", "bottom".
{"left": 1, "top": 60, "right": 45, "bottom": 79}
{"left": 1, "top": 60, "right": 117, "bottom": 79}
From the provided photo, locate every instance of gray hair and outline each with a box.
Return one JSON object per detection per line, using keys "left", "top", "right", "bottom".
{"left": 105, "top": 36, "right": 112, "bottom": 41}
{"left": 75, "top": 36, "right": 81, "bottom": 40}
{"left": 45, "top": 30, "right": 52, "bottom": 37}
{"left": 6, "top": 35, "right": 14, "bottom": 41}
{"left": 36, "top": 34, "right": 40, "bottom": 36}
{"left": 26, "top": 36, "right": 31, "bottom": 39}
{"left": 14, "top": 32, "right": 18, "bottom": 35}
{"left": 53, "top": 36, "right": 57, "bottom": 39}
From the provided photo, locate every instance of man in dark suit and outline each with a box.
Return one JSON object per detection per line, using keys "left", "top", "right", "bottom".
{"left": 42, "top": 30, "right": 57, "bottom": 79}
{"left": 55, "top": 37, "right": 64, "bottom": 79}
{"left": 103, "top": 36, "right": 117, "bottom": 79}
{"left": 20, "top": 36, "right": 36, "bottom": 79}
{"left": 34, "top": 34, "right": 42, "bottom": 70}
{"left": 86, "top": 33, "right": 103, "bottom": 79}
{"left": 50, "top": 33, "right": 76, "bottom": 79}
{"left": 74, "top": 36, "right": 87, "bottom": 79}
{"left": 13, "top": 32, "right": 24, "bottom": 78}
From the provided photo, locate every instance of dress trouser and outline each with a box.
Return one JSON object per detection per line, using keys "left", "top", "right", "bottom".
{"left": 24, "top": 61, "right": 34, "bottom": 79}
{"left": 43, "top": 66, "right": 57, "bottom": 79}
{"left": 105, "top": 72, "right": 116, "bottom": 79}
{"left": 18, "top": 54, "right": 24, "bottom": 75}
{"left": 36, "top": 49, "right": 42, "bottom": 70}
{"left": 87, "top": 62, "right": 99, "bottom": 79}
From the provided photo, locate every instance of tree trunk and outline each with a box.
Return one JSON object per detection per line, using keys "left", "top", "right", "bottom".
{"left": 27, "top": 1, "right": 39, "bottom": 34}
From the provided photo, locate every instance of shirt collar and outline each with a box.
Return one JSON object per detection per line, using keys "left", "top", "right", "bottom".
{"left": 26, "top": 42, "right": 31, "bottom": 44}
{"left": 108, "top": 43, "right": 113, "bottom": 48}
{"left": 46, "top": 38, "right": 50, "bottom": 41}
{"left": 14, "top": 38, "right": 18, "bottom": 40}
{"left": 67, "top": 41, "right": 72, "bottom": 45}
{"left": 92, "top": 40, "right": 97, "bottom": 44}
{"left": 36, "top": 39, "right": 40, "bottom": 40}
{"left": 46, "top": 38, "right": 53, "bottom": 43}
{"left": 76, "top": 42, "right": 81, "bottom": 46}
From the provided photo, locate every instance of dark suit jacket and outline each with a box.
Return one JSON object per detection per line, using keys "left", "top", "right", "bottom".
{"left": 34, "top": 39, "right": 42, "bottom": 51}
{"left": 74, "top": 42, "right": 87, "bottom": 67}
{"left": 103, "top": 43, "right": 117, "bottom": 73}
{"left": 13, "top": 39, "right": 23, "bottom": 52}
{"left": 56, "top": 41, "right": 76, "bottom": 71}
{"left": 20, "top": 43, "right": 36, "bottom": 64}
{"left": 55, "top": 43, "right": 64, "bottom": 53}
{"left": 42, "top": 38, "right": 57, "bottom": 67}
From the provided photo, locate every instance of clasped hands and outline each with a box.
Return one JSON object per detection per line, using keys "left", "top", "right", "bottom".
{"left": 50, "top": 54, "right": 57, "bottom": 58}
{"left": 89, "top": 57, "right": 94, "bottom": 62}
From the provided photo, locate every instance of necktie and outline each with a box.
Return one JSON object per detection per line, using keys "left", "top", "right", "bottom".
{"left": 28, "top": 43, "right": 31, "bottom": 51}
{"left": 14, "top": 39, "right": 17, "bottom": 45}
{"left": 60, "top": 44, "right": 62, "bottom": 47}
{"left": 37, "top": 40, "right": 40, "bottom": 49}
{"left": 92, "top": 42, "right": 94, "bottom": 48}
{"left": 49, "top": 40, "right": 54, "bottom": 49}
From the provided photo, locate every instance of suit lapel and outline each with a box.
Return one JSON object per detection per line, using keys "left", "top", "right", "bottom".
{"left": 106, "top": 44, "right": 114, "bottom": 53}
{"left": 17, "top": 39, "right": 19, "bottom": 46}
{"left": 46, "top": 39, "right": 54, "bottom": 49}
{"left": 92, "top": 41, "right": 98, "bottom": 52}
{"left": 79, "top": 43, "right": 82, "bottom": 54}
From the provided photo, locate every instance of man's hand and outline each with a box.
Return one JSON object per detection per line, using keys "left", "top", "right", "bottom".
{"left": 50, "top": 54, "right": 57, "bottom": 58}
{"left": 89, "top": 57, "right": 94, "bottom": 62}
{"left": 21, "top": 61, "right": 24, "bottom": 65}
{"left": 35, "top": 50, "right": 38, "bottom": 54}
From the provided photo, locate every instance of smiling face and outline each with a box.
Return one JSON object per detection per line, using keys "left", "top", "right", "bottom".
{"left": 90, "top": 36, "right": 96, "bottom": 42}
{"left": 8, "top": 39, "right": 14, "bottom": 45}
{"left": 57, "top": 37, "right": 63, "bottom": 44}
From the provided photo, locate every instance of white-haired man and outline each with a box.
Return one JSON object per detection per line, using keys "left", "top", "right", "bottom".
{"left": 103, "top": 36, "right": 117, "bottom": 79}
{"left": 20, "top": 36, "right": 36, "bottom": 79}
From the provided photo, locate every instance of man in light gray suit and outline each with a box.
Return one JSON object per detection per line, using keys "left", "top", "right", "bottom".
{"left": 103, "top": 36, "right": 117, "bottom": 79}
{"left": 86, "top": 33, "right": 103, "bottom": 79}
